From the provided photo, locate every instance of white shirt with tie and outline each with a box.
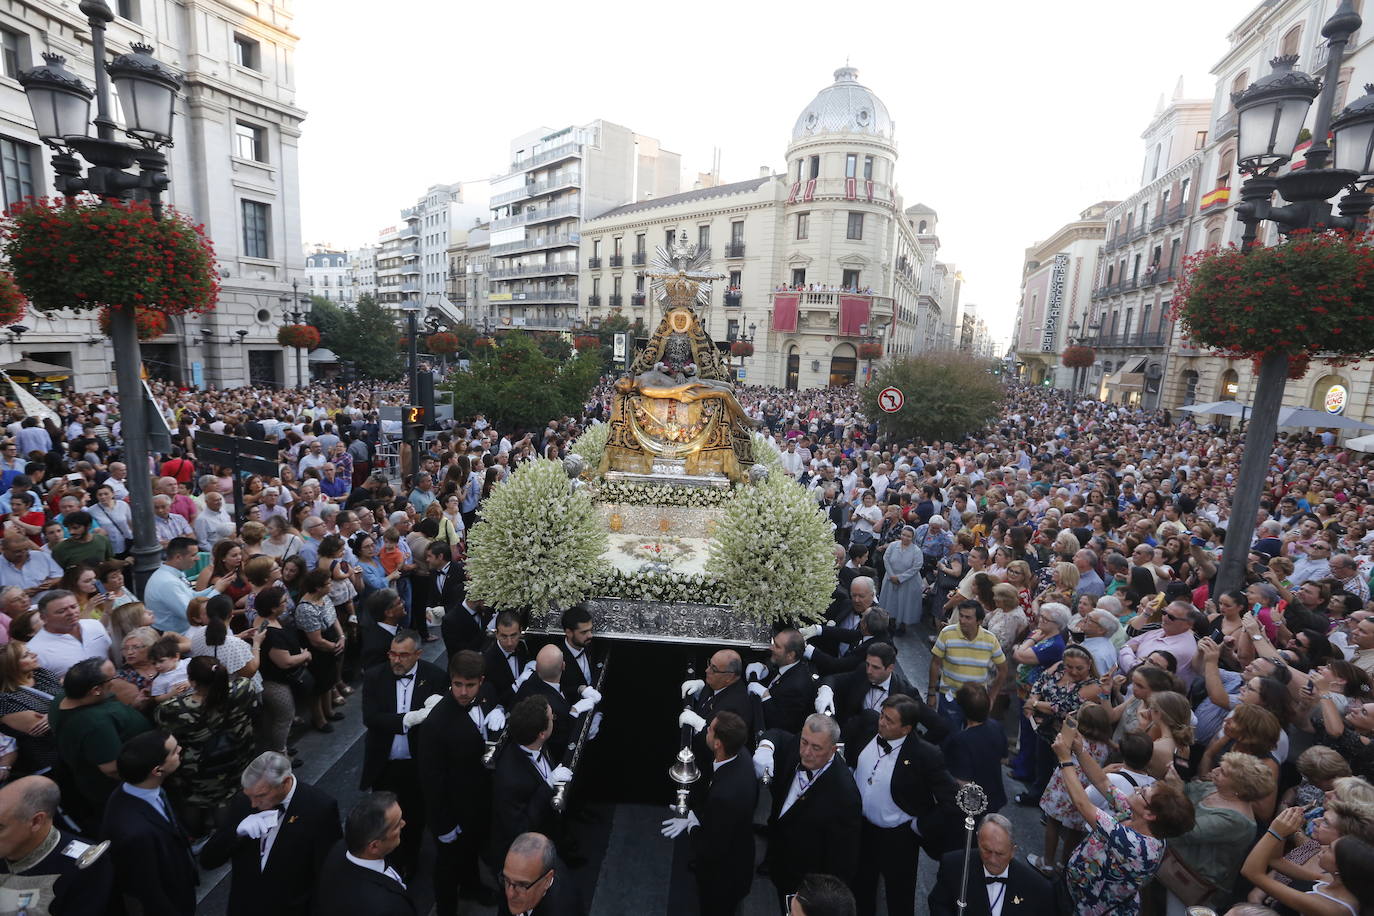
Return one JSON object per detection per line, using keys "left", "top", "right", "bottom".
{"left": 522, "top": 744, "right": 551, "bottom": 780}
{"left": 983, "top": 865, "right": 1010, "bottom": 916}
{"left": 864, "top": 674, "right": 892, "bottom": 711}
{"left": 499, "top": 648, "right": 520, "bottom": 680}
{"left": 389, "top": 665, "right": 417, "bottom": 760}
{"left": 259, "top": 775, "right": 298, "bottom": 869}
{"left": 768, "top": 660, "right": 799, "bottom": 693}
{"left": 855, "top": 735, "right": 910, "bottom": 828}
{"left": 780, "top": 754, "right": 834, "bottom": 817}
{"left": 565, "top": 639, "right": 591, "bottom": 683}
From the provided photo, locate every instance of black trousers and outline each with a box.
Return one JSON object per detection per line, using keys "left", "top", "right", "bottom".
{"left": 697, "top": 875, "right": 746, "bottom": 916}
{"left": 432, "top": 828, "right": 484, "bottom": 916}
{"left": 853, "top": 818, "right": 919, "bottom": 916}
{"left": 376, "top": 758, "right": 426, "bottom": 876}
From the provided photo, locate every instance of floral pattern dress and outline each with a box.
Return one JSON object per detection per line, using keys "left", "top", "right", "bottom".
{"left": 1041, "top": 737, "right": 1112, "bottom": 830}
{"left": 1064, "top": 782, "right": 1165, "bottom": 916}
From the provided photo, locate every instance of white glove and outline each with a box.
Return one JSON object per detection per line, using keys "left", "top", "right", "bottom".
{"left": 402, "top": 706, "right": 433, "bottom": 729}
{"left": 753, "top": 742, "right": 775, "bottom": 780}
{"left": 437, "top": 824, "right": 461, "bottom": 843}
{"left": 803, "top": 645, "right": 815, "bottom": 659}
{"left": 548, "top": 765, "right": 574, "bottom": 786}
{"left": 799, "top": 624, "right": 824, "bottom": 640}
{"left": 814, "top": 685, "right": 835, "bottom": 715}
{"left": 235, "top": 810, "right": 279, "bottom": 839}
{"left": 678, "top": 709, "right": 707, "bottom": 734}
{"left": 660, "top": 816, "right": 690, "bottom": 838}
{"left": 427, "top": 605, "right": 446, "bottom": 623}
{"left": 485, "top": 707, "right": 507, "bottom": 733}
{"left": 824, "top": 619, "right": 836, "bottom": 627}
{"left": 687, "top": 810, "right": 700, "bottom": 831}
{"left": 579, "top": 686, "right": 602, "bottom": 704}
{"left": 588, "top": 711, "right": 603, "bottom": 741}
{"left": 747, "top": 682, "right": 767, "bottom": 699}
{"left": 745, "top": 662, "right": 768, "bottom": 681}
{"left": 514, "top": 660, "right": 537, "bottom": 689}
{"left": 680, "top": 678, "right": 704, "bottom": 698}
{"left": 571, "top": 697, "right": 595, "bottom": 717}
{"left": 424, "top": 694, "right": 443, "bottom": 710}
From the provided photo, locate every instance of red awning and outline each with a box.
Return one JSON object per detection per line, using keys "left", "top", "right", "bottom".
{"left": 772, "top": 293, "right": 800, "bottom": 332}
{"left": 839, "top": 296, "right": 870, "bottom": 336}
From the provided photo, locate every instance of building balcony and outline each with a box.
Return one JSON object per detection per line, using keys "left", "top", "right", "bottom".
{"left": 609, "top": 295, "right": 624, "bottom": 308}
{"left": 1092, "top": 286, "right": 1109, "bottom": 300}
{"left": 769, "top": 290, "right": 894, "bottom": 328}
{"left": 1214, "top": 109, "right": 1237, "bottom": 141}
{"left": 631, "top": 252, "right": 646, "bottom": 266}
{"left": 507, "top": 314, "right": 581, "bottom": 331}
{"left": 401, "top": 245, "right": 420, "bottom": 259}
{"left": 499, "top": 288, "right": 579, "bottom": 304}
{"left": 1150, "top": 214, "right": 1169, "bottom": 232}
{"left": 506, "top": 140, "right": 582, "bottom": 175}
{"left": 725, "top": 241, "right": 746, "bottom": 259}
{"left": 400, "top": 281, "right": 421, "bottom": 293}
{"left": 491, "top": 170, "right": 582, "bottom": 206}
{"left": 400, "top": 263, "right": 421, "bottom": 276}
{"left": 588, "top": 256, "right": 601, "bottom": 269}
{"left": 488, "top": 262, "right": 579, "bottom": 280}
{"left": 1095, "top": 330, "right": 1169, "bottom": 349}
{"left": 724, "top": 291, "right": 742, "bottom": 307}
{"left": 491, "top": 201, "right": 581, "bottom": 231}
{"left": 631, "top": 293, "right": 646, "bottom": 307}
{"left": 609, "top": 254, "right": 624, "bottom": 268}
{"left": 1103, "top": 236, "right": 1122, "bottom": 253}
{"left": 401, "top": 206, "right": 419, "bottom": 221}
{"left": 490, "top": 234, "right": 577, "bottom": 257}
{"left": 1129, "top": 224, "right": 1148, "bottom": 241}
{"left": 399, "top": 225, "right": 419, "bottom": 240}
{"left": 588, "top": 294, "right": 602, "bottom": 308}
{"left": 1167, "top": 202, "right": 1189, "bottom": 224}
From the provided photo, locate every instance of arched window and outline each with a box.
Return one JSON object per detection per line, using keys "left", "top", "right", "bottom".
{"left": 917, "top": 220, "right": 928, "bottom": 234}
{"left": 1182, "top": 369, "right": 1199, "bottom": 405}
{"left": 1219, "top": 368, "right": 1240, "bottom": 401}
{"left": 829, "top": 344, "right": 857, "bottom": 387}
{"left": 1281, "top": 24, "right": 1302, "bottom": 58}
{"left": 1229, "top": 71, "right": 1249, "bottom": 107}
{"left": 786, "top": 345, "right": 800, "bottom": 390}
{"left": 1310, "top": 374, "right": 1351, "bottom": 414}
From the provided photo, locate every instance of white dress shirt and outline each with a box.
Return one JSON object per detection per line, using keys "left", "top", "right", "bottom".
{"left": 345, "top": 851, "right": 405, "bottom": 888}
{"left": 29, "top": 620, "right": 112, "bottom": 679}
{"left": 522, "top": 744, "right": 550, "bottom": 780}
{"left": 565, "top": 640, "right": 591, "bottom": 683}
{"left": 389, "top": 665, "right": 417, "bottom": 760}
{"left": 259, "top": 776, "right": 298, "bottom": 868}
{"left": 864, "top": 675, "right": 892, "bottom": 711}
{"left": 855, "top": 735, "right": 910, "bottom": 828}
{"left": 781, "top": 754, "right": 834, "bottom": 817}
{"left": 984, "top": 865, "right": 1009, "bottom": 916}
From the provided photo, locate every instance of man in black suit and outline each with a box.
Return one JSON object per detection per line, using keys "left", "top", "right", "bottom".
{"left": 100, "top": 730, "right": 198, "bottom": 916}
{"left": 516, "top": 645, "right": 598, "bottom": 764}
{"left": 826, "top": 643, "right": 947, "bottom": 747}
{"left": 0, "top": 776, "right": 115, "bottom": 916}
{"left": 928, "top": 814, "right": 1054, "bottom": 916}
{"left": 489, "top": 695, "right": 571, "bottom": 867}
{"left": 679, "top": 649, "right": 760, "bottom": 774}
{"left": 426, "top": 541, "right": 467, "bottom": 612}
{"left": 843, "top": 695, "right": 958, "bottom": 916}
{"left": 748, "top": 629, "right": 818, "bottom": 735}
{"left": 199, "top": 750, "right": 343, "bottom": 916}
{"left": 359, "top": 588, "right": 408, "bottom": 671}
{"left": 485, "top": 609, "right": 532, "bottom": 708}
{"left": 801, "top": 608, "right": 891, "bottom": 676}
{"left": 313, "top": 792, "right": 416, "bottom": 916}
{"left": 496, "top": 831, "right": 584, "bottom": 916}
{"left": 557, "top": 604, "right": 600, "bottom": 698}
{"left": 661, "top": 710, "right": 758, "bottom": 916}
{"left": 416, "top": 650, "right": 501, "bottom": 914}
{"left": 360, "top": 628, "right": 447, "bottom": 876}
{"left": 756, "top": 713, "right": 862, "bottom": 902}
{"left": 838, "top": 543, "right": 869, "bottom": 594}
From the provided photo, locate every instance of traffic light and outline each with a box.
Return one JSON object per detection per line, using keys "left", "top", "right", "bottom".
{"left": 404, "top": 405, "right": 426, "bottom": 442}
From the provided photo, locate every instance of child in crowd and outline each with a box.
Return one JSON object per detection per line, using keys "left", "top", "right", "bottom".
{"left": 148, "top": 634, "right": 190, "bottom": 698}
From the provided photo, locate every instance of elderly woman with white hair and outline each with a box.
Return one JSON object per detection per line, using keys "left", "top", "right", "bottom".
{"left": 880, "top": 525, "right": 925, "bottom": 635}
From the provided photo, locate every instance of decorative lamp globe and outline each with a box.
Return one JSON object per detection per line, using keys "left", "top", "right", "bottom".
{"left": 18, "top": 53, "right": 93, "bottom": 144}
{"left": 1232, "top": 55, "right": 1321, "bottom": 171}
{"left": 107, "top": 43, "right": 182, "bottom": 146}
{"left": 1332, "top": 84, "right": 1374, "bottom": 177}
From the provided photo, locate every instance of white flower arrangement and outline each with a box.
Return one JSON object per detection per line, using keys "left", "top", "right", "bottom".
{"left": 466, "top": 458, "right": 610, "bottom": 612}
{"left": 589, "top": 569, "right": 731, "bottom": 605}
{"left": 596, "top": 480, "right": 736, "bottom": 509}
{"left": 569, "top": 421, "right": 609, "bottom": 475}
{"left": 750, "top": 431, "right": 785, "bottom": 475}
{"left": 707, "top": 472, "right": 835, "bottom": 624}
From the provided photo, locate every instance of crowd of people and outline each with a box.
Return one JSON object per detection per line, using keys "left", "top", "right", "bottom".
{"left": 0, "top": 372, "right": 1373, "bottom": 916}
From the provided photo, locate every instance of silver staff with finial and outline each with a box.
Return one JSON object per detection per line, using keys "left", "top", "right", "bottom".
{"left": 955, "top": 783, "right": 989, "bottom": 915}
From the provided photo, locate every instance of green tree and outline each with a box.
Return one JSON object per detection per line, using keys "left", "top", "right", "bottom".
{"left": 306, "top": 295, "right": 403, "bottom": 379}
{"left": 864, "top": 352, "right": 1004, "bottom": 442}
{"left": 448, "top": 331, "right": 601, "bottom": 430}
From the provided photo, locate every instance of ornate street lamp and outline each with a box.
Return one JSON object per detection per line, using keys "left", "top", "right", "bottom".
{"left": 279, "top": 279, "right": 312, "bottom": 387}
{"left": 18, "top": 0, "right": 183, "bottom": 590}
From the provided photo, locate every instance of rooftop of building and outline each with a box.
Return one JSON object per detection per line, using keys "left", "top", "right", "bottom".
{"left": 791, "top": 66, "right": 895, "bottom": 143}
{"left": 589, "top": 175, "right": 777, "bottom": 221}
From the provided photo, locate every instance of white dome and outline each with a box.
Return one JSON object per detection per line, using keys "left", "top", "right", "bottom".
{"left": 791, "top": 66, "right": 894, "bottom": 142}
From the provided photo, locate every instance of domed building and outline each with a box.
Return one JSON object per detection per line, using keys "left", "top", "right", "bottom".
{"left": 578, "top": 66, "right": 958, "bottom": 390}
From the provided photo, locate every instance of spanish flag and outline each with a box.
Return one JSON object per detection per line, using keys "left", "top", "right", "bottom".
{"left": 1200, "top": 186, "right": 1231, "bottom": 210}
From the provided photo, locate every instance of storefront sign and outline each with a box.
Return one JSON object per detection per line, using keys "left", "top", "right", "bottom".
{"left": 1041, "top": 254, "right": 1069, "bottom": 353}
{"left": 1325, "top": 384, "right": 1348, "bottom": 415}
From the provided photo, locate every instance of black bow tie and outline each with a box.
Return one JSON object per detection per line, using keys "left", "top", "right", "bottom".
{"left": 396, "top": 673, "right": 414, "bottom": 682}
{"left": 877, "top": 737, "right": 893, "bottom": 753}
{"left": 984, "top": 875, "right": 1007, "bottom": 885}
{"left": 799, "top": 766, "right": 815, "bottom": 778}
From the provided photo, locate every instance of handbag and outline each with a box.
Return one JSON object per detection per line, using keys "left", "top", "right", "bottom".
{"left": 1153, "top": 847, "right": 1218, "bottom": 906}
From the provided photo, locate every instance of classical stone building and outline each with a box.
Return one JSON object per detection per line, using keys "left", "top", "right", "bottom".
{"left": 0, "top": 0, "right": 306, "bottom": 389}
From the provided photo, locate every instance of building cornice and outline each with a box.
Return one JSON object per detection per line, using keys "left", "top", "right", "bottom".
{"left": 1025, "top": 222, "right": 1106, "bottom": 263}
{"left": 1107, "top": 151, "right": 1207, "bottom": 215}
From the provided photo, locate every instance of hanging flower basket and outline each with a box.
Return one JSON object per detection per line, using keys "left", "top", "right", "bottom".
{"left": 0, "top": 272, "right": 27, "bottom": 327}
{"left": 426, "top": 331, "right": 459, "bottom": 355}
{"left": 277, "top": 324, "right": 320, "bottom": 350}
{"left": 2, "top": 197, "right": 218, "bottom": 315}
{"left": 1171, "top": 231, "right": 1374, "bottom": 360}
{"left": 730, "top": 340, "right": 755, "bottom": 357}
{"left": 574, "top": 335, "right": 600, "bottom": 351}
{"left": 1061, "top": 345, "right": 1096, "bottom": 368}
{"left": 98, "top": 305, "right": 167, "bottom": 340}
{"left": 1253, "top": 352, "right": 1309, "bottom": 380}
{"left": 475, "top": 336, "right": 496, "bottom": 348}
{"left": 857, "top": 342, "right": 883, "bottom": 360}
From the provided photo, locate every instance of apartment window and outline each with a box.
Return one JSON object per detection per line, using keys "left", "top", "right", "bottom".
{"left": 612, "top": 276, "right": 622, "bottom": 296}
{"left": 665, "top": 229, "right": 675, "bottom": 249}
{"left": 233, "top": 35, "right": 260, "bottom": 71}
{"left": 845, "top": 153, "right": 857, "bottom": 179}
{"left": 0, "top": 139, "right": 36, "bottom": 208}
{"left": 727, "top": 319, "right": 739, "bottom": 340}
{"left": 698, "top": 225, "right": 710, "bottom": 251}
{"left": 592, "top": 239, "right": 601, "bottom": 258}
{"left": 635, "top": 234, "right": 645, "bottom": 255}
{"left": 842, "top": 269, "right": 860, "bottom": 290}
{"left": 635, "top": 274, "right": 644, "bottom": 293}
{"left": 592, "top": 278, "right": 600, "bottom": 297}
{"left": 791, "top": 268, "right": 806, "bottom": 287}
{"left": 808, "top": 155, "right": 820, "bottom": 179}
{"left": 234, "top": 121, "right": 265, "bottom": 162}
{"left": 1180, "top": 177, "right": 1191, "bottom": 203}
{"left": 241, "top": 200, "right": 270, "bottom": 259}
{"left": 730, "top": 221, "right": 744, "bottom": 244}
{"left": 1140, "top": 203, "right": 1149, "bottom": 226}
{"left": 0, "top": 29, "right": 22, "bottom": 80}
{"left": 613, "top": 237, "right": 622, "bottom": 256}
{"left": 863, "top": 156, "right": 874, "bottom": 180}
{"left": 729, "top": 270, "right": 742, "bottom": 288}
{"left": 796, "top": 212, "right": 809, "bottom": 240}
{"left": 1141, "top": 304, "right": 1153, "bottom": 336}
{"left": 1281, "top": 24, "right": 1302, "bottom": 57}
{"left": 116, "top": 0, "right": 139, "bottom": 21}
{"left": 1194, "top": 130, "right": 1208, "bottom": 150}
{"left": 846, "top": 212, "right": 864, "bottom": 240}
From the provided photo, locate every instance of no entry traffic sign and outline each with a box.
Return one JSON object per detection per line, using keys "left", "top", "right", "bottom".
{"left": 878, "top": 386, "right": 904, "bottom": 412}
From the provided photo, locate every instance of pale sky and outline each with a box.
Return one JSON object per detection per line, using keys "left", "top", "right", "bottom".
{"left": 295, "top": 0, "right": 1254, "bottom": 347}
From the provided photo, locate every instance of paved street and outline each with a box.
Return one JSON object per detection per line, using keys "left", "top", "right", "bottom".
{"left": 195, "top": 625, "right": 1038, "bottom": 915}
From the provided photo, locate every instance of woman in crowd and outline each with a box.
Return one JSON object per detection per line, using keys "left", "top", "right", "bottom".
{"left": 59, "top": 563, "right": 112, "bottom": 620}
{"left": 260, "top": 514, "right": 303, "bottom": 560}
{"left": 0, "top": 641, "right": 59, "bottom": 775}
{"left": 294, "top": 568, "right": 345, "bottom": 733}
{"left": 352, "top": 532, "right": 395, "bottom": 602}
{"left": 196, "top": 539, "right": 252, "bottom": 623}
{"left": 96, "top": 561, "right": 136, "bottom": 611}
{"left": 86, "top": 483, "right": 132, "bottom": 555}
{"left": 254, "top": 586, "right": 308, "bottom": 760}
{"left": 240, "top": 555, "right": 280, "bottom": 626}
{"left": 111, "top": 626, "right": 161, "bottom": 711}
{"left": 878, "top": 525, "right": 923, "bottom": 635}
{"left": 190, "top": 594, "right": 264, "bottom": 696}
{"left": 155, "top": 656, "right": 258, "bottom": 835}
{"left": 238, "top": 520, "right": 268, "bottom": 559}
{"left": 1016, "top": 644, "right": 1105, "bottom": 805}
{"left": 1242, "top": 808, "right": 1374, "bottom": 916}
{"left": 103, "top": 601, "right": 153, "bottom": 665}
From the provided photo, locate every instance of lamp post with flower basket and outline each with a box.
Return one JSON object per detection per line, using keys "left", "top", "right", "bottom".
{"left": 10, "top": 0, "right": 208, "bottom": 590}
{"left": 1177, "top": 0, "right": 1374, "bottom": 595}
